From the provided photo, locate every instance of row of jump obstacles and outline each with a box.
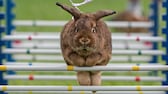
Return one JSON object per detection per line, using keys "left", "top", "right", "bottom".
{"left": 0, "top": 0, "right": 168, "bottom": 94}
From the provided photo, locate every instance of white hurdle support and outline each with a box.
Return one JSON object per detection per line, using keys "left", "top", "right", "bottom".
{"left": 12, "top": 42, "right": 152, "bottom": 49}
{"left": 5, "top": 91, "right": 166, "bottom": 94}
{"left": 0, "top": 86, "right": 168, "bottom": 91}
{"left": 12, "top": 31, "right": 153, "bottom": 36}
{"left": 0, "top": 65, "right": 168, "bottom": 71}
{"left": 13, "top": 20, "right": 153, "bottom": 28}
{"left": 4, "top": 75, "right": 164, "bottom": 82}
{"left": 12, "top": 55, "right": 152, "bottom": 62}
{"left": 2, "top": 35, "right": 164, "bottom": 42}
{"left": 5, "top": 62, "right": 162, "bottom": 66}
{"left": 2, "top": 49, "right": 165, "bottom": 55}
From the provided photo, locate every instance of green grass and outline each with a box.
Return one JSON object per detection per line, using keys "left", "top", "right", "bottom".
{"left": 14, "top": 0, "right": 127, "bottom": 20}
{"left": 13, "top": 0, "right": 151, "bottom": 31}
{"left": 14, "top": 0, "right": 151, "bottom": 20}
{"left": 3, "top": 0, "right": 164, "bottom": 92}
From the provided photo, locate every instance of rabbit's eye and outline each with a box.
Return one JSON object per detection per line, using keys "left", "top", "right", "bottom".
{"left": 75, "top": 28, "right": 79, "bottom": 32}
{"left": 91, "top": 27, "right": 96, "bottom": 33}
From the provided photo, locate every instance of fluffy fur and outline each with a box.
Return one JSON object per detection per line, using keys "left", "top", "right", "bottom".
{"left": 56, "top": 2, "right": 116, "bottom": 94}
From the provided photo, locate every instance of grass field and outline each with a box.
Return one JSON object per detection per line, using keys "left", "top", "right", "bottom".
{"left": 14, "top": 0, "right": 151, "bottom": 20}
{"left": 13, "top": 0, "right": 151, "bottom": 31}
{"left": 3, "top": 0, "right": 164, "bottom": 93}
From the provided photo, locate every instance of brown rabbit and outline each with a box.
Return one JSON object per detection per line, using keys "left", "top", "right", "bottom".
{"left": 56, "top": 2, "right": 116, "bottom": 94}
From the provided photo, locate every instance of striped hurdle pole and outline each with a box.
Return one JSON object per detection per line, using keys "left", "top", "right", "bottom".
{"left": 4, "top": 75, "right": 164, "bottom": 82}
{"left": 0, "top": 86, "right": 168, "bottom": 91}
{"left": 11, "top": 55, "right": 153, "bottom": 62}
{"left": 2, "top": 49, "right": 165, "bottom": 55}
{"left": 0, "top": 65, "right": 167, "bottom": 71}
{"left": 12, "top": 20, "right": 153, "bottom": 28}
{"left": 4, "top": 91, "right": 167, "bottom": 94}
{"left": 2, "top": 35, "right": 165, "bottom": 42}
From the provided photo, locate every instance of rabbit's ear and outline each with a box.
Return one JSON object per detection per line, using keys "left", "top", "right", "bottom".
{"left": 56, "top": 2, "right": 81, "bottom": 20}
{"left": 93, "top": 10, "right": 116, "bottom": 20}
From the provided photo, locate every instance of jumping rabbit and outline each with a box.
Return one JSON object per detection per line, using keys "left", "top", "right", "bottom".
{"left": 56, "top": 2, "right": 116, "bottom": 94}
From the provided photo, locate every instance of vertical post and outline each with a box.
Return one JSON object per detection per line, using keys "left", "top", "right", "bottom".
{"left": 149, "top": 0, "right": 159, "bottom": 76}
{"left": 162, "top": 1, "right": 168, "bottom": 94}
{"left": 0, "top": 0, "right": 2, "bottom": 7}
{"left": 6, "top": 0, "right": 15, "bottom": 60}
{"left": 5, "top": 0, "right": 15, "bottom": 74}
{"left": 149, "top": 0, "right": 159, "bottom": 64}
{"left": 0, "top": 0, "right": 7, "bottom": 94}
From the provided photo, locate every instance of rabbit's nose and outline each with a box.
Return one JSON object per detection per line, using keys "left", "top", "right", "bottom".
{"left": 79, "top": 37, "right": 90, "bottom": 44}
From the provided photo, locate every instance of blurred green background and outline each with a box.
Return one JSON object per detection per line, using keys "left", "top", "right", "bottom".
{"left": 13, "top": 0, "right": 152, "bottom": 31}
{"left": 4, "top": 0, "right": 164, "bottom": 93}
{"left": 14, "top": 0, "right": 151, "bottom": 20}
